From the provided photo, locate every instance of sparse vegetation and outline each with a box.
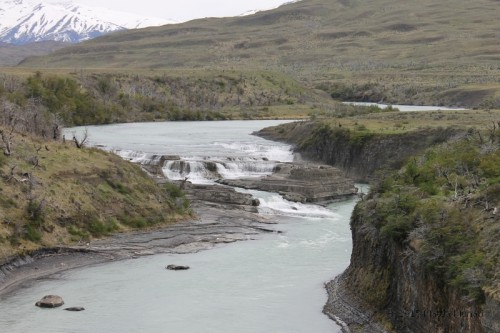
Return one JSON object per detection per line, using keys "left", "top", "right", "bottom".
{"left": 0, "top": 2, "right": 498, "bottom": 327}
{"left": 0, "top": 125, "right": 193, "bottom": 259}
{"left": 358, "top": 127, "right": 499, "bottom": 303}
{"left": 11, "top": 0, "right": 499, "bottom": 109}
{"left": 0, "top": 70, "right": 337, "bottom": 126}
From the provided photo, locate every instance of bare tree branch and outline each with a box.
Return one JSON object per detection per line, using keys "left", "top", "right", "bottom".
{"left": 72, "top": 128, "right": 89, "bottom": 149}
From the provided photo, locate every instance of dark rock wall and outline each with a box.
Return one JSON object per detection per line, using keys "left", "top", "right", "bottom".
{"left": 344, "top": 207, "right": 494, "bottom": 333}
{"left": 256, "top": 122, "right": 460, "bottom": 182}
{"left": 256, "top": 121, "right": 498, "bottom": 333}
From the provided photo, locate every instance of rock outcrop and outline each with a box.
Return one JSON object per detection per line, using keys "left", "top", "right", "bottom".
{"left": 257, "top": 121, "right": 498, "bottom": 333}
{"left": 255, "top": 122, "right": 461, "bottom": 181}
{"left": 184, "top": 183, "right": 259, "bottom": 207}
{"left": 35, "top": 295, "right": 64, "bottom": 308}
{"left": 219, "top": 163, "right": 357, "bottom": 203}
{"left": 325, "top": 205, "right": 499, "bottom": 333}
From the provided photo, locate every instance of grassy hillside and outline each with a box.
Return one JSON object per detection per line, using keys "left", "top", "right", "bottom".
{"left": 0, "top": 127, "right": 191, "bottom": 260}
{"left": 20, "top": 0, "right": 500, "bottom": 69}
{"left": 16, "top": 0, "right": 500, "bottom": 107}
{"left": 0, "top": 41, "right": 68, "bottom": 67}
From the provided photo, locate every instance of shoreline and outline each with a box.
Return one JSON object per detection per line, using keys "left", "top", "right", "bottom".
{"left": 0, "top": 156, "right": 374, "bottom": 333}
{"left": 0, "top": 198, "right": 275, "bottom": 298}
{"left": 323, "top": 274, "right": 388, "bottom": 333}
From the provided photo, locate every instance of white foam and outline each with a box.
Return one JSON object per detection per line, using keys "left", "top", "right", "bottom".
{"left": 163, "top": 160, "right": 219, "bottom": 184}
{"left": 161, "top": 157, "right": 279, "bottom": 184}
{"left": 249, "top": 190, "right": 339, "bottom": 219}
{"left": 115, "top": 150, "right": 162, "bottom": 164}
{"left": 214, "top": 142, "right": 294, "bottom": 162}
{"left": 216, "top": 161, "right": 276, "bottom": 179}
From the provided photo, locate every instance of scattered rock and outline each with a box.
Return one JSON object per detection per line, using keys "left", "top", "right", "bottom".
{"left": 35, "top": 295, "right": 64, "bottom": 308}
{"left": 185, "top": 183, "right": 259, "bottom": 207}
{"left": 166, "top": 264, "right": 190, "bottom": 270}
{"left": 65, "top": 307, "right": 85, "bottom": 312}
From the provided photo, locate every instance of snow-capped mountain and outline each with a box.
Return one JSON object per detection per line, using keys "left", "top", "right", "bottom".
{"left": 0, "top": 0, "right": 176, "bottom": 45}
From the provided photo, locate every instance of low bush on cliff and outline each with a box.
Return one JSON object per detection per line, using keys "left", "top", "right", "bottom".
{"left": 362, "top": 126, "right": 500, "bottom": 302}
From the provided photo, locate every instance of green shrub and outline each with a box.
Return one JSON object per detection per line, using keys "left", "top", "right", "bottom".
{"left": 25, "top": 224, "right": 42, "bottom": 242}
{"left": 26, "top": 199, "right": 45, "bottom": 225}
{"left": 120, "top": 215, "right": 148, "bottom": 228}
{"left": 368, "top": 134, "right": 499, "bottom": 303}
{"left": 164, "top": 182, "right": 184, "bottom": 199}
{"left": 67, "top": 225, "right": 90, "bottom": 240}
{"left": 88, "top": 218, "right": 118, "bottom": 237}
{"left": 105, "top": 179, "right": 131, "bottom": 195}
{"left": 380, "top": 215, "right": 413, "bottom": 243}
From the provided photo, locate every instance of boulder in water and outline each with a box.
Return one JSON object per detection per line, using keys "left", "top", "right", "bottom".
{"left": 166, "top": 264, "right": 190, "bottom": 270}
{"left": 35, "top": 295, "right": 64, "bottom": 308}
{"left": 65, "top": 307, "right": 85, "bottom": 312}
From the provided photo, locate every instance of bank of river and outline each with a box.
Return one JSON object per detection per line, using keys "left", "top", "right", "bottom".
{"left": 0, "top": 197, "right": 358, "bottom": 333}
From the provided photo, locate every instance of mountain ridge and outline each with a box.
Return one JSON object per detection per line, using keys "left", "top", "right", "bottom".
{"left": 0, "top": 0, "right": 175, "bottom": 44}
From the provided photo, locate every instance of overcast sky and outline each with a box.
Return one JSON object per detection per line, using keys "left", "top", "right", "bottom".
{"left": 69, "top": 0, "right": 294, "bottom": 22}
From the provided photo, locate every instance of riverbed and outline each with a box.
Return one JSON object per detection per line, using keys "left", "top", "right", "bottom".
{"left": 0, "top": 120, "right": 359, "bottom": 332}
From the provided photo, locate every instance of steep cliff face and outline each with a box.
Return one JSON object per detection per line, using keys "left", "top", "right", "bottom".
{"left": 258, "top": 120, "right": 499, "bottom": 333}
{"left": 343, "top": 204, "right": 498, "bottom": 333}
{"left": 255, "top": 121, "right": 460, "bottom": 182}
{"left": 332, "top": 134, "right": 499, "bottom": 333}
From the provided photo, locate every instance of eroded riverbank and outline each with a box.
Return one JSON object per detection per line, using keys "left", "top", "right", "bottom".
{"left": 0, "top": 192, "right": 273, "bottom": 298}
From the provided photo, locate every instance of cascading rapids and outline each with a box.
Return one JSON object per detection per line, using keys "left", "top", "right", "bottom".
{"left": 163, "top": 158, "right": 277, "bottom": 184}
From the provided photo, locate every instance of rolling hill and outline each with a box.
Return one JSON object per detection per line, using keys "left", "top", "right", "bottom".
{"left": 16, "top": 0, "right": 500, "bottom": 107}
{"left": 19, "top": 0, "right": 500, "bottom": 69}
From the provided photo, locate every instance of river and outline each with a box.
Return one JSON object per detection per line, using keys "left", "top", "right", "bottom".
{"left": 343, "top": 101, "right": 468, "bottom": 111}
{"left": 0, "top": 120, "right": 360, "bottom": 333}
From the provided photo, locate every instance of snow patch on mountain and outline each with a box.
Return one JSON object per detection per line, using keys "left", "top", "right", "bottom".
{"left": 0, "top": 0, "right": 176, "bottom": 44}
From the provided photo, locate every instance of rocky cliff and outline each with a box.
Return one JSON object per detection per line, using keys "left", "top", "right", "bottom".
{"left": 256, "top": 121, "right": 460, "bottom": 182}
{"left": 329, "top": 185, "right": 499, "bottom": 333}
{"left": 257, "top": 120, "right": 499, "bottom": 333}
{"left": 219, "top": 162, "right": 357, "bottom": 203}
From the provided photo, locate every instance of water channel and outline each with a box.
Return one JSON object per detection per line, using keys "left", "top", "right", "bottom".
{"left": 0, "top": 120, "right": 361, "bottom": 332}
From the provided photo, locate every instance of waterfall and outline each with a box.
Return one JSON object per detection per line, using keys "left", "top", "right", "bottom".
{"left": 162, "top": 158, "right": 279, "bottom": 184}
{"left": 163, "top": 160, "right": 219, "bottom": 184}
{"left": 214, "top": 142, "right": 294, "bottom": 162}
{"left": 114, "top": 150, "right": 165, "bottom": 165}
